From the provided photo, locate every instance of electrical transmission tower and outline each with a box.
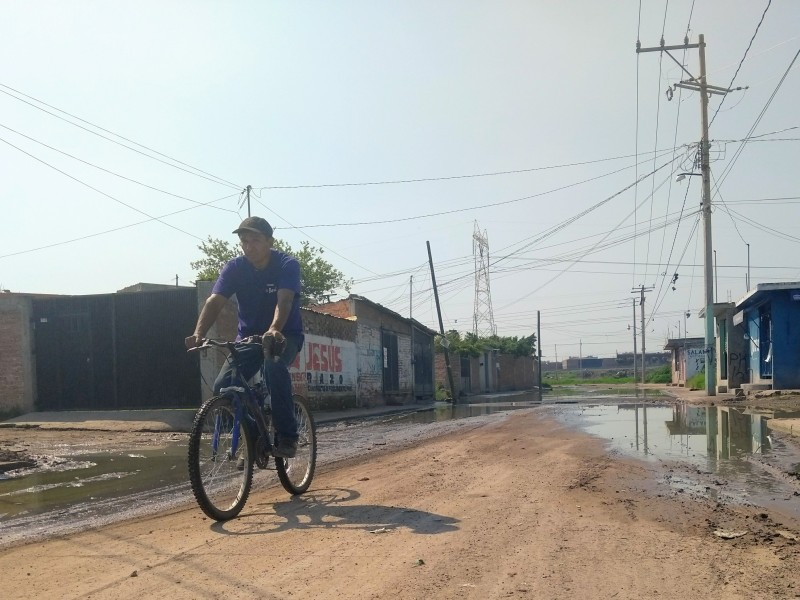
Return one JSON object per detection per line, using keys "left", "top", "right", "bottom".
{"left": 472, "top": 221, "right": 497, "bottom": 337}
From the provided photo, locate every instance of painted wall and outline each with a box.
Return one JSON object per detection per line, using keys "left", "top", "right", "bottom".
{"left": 685, "top": 347, "right": 706, "bottom": 380}
{"left": 742, "top": 291, "right": 800, "bottom": 389}
{"left": 769, "top": 292, "right": 800, "bottom": 389}
{"left": 289, "top": 333, "right": 357, "bottom": 408}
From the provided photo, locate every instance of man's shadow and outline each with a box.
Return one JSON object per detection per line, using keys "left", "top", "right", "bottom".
{"left": 211, "top": 488, "right": 459, "bottom": 535}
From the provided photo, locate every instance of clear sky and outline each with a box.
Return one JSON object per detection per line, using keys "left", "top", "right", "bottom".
{"left": 2, "top": 1, "right": 798, "bottom": 360}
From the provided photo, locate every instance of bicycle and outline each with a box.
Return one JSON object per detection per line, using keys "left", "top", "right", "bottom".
{"left": 186, "top": 338, "right": 317, "bottom": 521}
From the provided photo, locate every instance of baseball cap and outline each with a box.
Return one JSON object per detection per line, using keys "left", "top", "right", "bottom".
{"left": 233, "top": 216, "right": 273, "bottom": 238}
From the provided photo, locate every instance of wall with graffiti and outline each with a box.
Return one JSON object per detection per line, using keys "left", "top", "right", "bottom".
{"left": 289, "top": 333, "right": 357, "bottom": 408}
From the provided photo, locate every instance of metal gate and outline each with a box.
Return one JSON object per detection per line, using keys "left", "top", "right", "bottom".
{"left": 33, "top": 289, "right": 200, "bottom": 410}
{"left": 412, "top": 327, "right": 434, "bottom": 399}
{"left": 381, "top": 330, "right": 399, "bottom": 392}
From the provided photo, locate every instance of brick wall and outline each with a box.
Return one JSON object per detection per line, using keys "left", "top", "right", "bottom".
{"left": 302, "top": 308, "right": 356, "bottom": 342}
{"left": 437, "top": 352, "right": 534, "bottom": 395}
{"left": 0, "top": 296, "right": 35, "bottom": 415}
{"left": 434, "top": 353, "right": 463, "bottom": 398}
{"left": 310, "top": 299, "right": 353, "bottom": 320}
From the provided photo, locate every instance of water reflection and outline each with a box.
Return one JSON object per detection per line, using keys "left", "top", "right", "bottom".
{"left": 571, "top": 403, "right": 800, "bottom": 462}
{"left": 565, "top": 403, "right": 800, "bottom": 509}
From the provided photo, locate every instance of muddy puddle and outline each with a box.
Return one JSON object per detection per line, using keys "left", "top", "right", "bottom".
{"left": 557, "top": 402, "right": 800, "bottom": 515}
{"left": 0, "top": 444, "right": 188, "bottom": 521}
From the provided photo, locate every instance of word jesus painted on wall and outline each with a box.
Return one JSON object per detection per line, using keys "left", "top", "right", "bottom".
{"left": 289, "top": 334, "right": 356, "bottom": 393}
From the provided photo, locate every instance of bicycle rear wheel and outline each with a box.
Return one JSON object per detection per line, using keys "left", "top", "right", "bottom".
{"left": 188, "top": 395, "right": 254, "bottom": 520}
{"left": 276, "top": 394, "right": 317, "bottom": 495}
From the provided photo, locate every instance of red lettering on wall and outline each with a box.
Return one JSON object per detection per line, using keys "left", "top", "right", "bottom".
{"left": 303, "top": 341, "right": 346, "bottom": 373}
{"left": 333, "top": 346, "right": 342, "bottom": 372}
{"left": 320, "top": 345, "right": 328, "bottom": 371}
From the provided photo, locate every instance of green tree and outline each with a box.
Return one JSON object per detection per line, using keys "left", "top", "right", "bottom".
{"left": 190, "top": 237, "right": 240, "bottom": 282}
{"left": 190, "top": 236, "right": 352, "bottom": 305}
{"left": 434, "top": 330, "right": 536, "bottom": 357}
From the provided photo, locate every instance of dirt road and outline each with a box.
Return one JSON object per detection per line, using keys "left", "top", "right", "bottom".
{"left": 2, "top": 409, "right": 800, "bottom": 599}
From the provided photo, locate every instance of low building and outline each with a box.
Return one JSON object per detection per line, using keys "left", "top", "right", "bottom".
{"left": 698, "top": 302, "right": 748, "bottom": 393}
{"left": 663, "top": 337, "right": 705, "bottom": 387}
{"left": 309, "top": 295, "right": 437, "bottom": 406}
{"left": 733, "top": 282, "right": 800, "bottom": 391}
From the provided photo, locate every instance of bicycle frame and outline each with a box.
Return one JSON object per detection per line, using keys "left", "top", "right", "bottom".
{"left": 210, "top": 341, "right": 273, "bottom": 461}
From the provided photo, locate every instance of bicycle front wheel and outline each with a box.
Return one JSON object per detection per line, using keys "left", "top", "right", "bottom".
{"left": 187, "top": 395, "right": 254, "bottom": 520}
{"left": 276, "top": 394, "right": 317, "bottom": 495}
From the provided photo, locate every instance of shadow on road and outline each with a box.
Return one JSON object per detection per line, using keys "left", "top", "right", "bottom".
{"left": 211, "top": 488, "right": 460, "bottom": 535}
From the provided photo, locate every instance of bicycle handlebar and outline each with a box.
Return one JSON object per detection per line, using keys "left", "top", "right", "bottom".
{"left": 187, "top": 337, "right": 283, "bottom": 360}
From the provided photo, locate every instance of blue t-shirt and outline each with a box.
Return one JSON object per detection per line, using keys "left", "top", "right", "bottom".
{"left": 212, "top": 251, "right": 303, "bottom": 341}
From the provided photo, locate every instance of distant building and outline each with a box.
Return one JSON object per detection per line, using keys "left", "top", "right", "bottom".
{"left": 664, "top": 337, "right": 705, "bottom": 387}
{"left": 562, "top": 356, "right": 602, "bottom": 370}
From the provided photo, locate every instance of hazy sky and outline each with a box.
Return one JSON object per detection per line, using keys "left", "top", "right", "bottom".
{"left": 2, "top": 1, "right": 798, "bottom": 360}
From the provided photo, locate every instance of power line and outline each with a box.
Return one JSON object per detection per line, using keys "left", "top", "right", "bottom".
{"left": 0, "top": 122, "right": 236, "bottom": 213}
{"left": 0, "top": 193, "right": 238, "bottom": 260}
{"left": 644, "top": 0, "right": 671, "bottom": 281}
{"left": 0, "top": 82, "right": 241, "bottom": 190}
{"left": 254, "top": 198, "right": 380, "bottom": 276}
{"left": 711, "top": 46, "right": 800, "bottom": 202}
{"left": 284, "top": 151, "right": 678, "bottom": 229}
{"left": 0, "top": 135, "right": 202, "bottom": 240}
{"left": 496, "top": 158, "right": 682, "bottom": 311}
{"left": 709, "top": 0, "right": 772, "bottom": 126}
{"left": 255, "top": 148, "right": 674, "bottom": 191}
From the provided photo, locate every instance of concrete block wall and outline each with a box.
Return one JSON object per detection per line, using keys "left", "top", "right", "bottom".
{"left": 398, "top": 334, "right": 412, "bottom": 392}
{"left": 356, "top": 322, "right": 383, "bottom": 405}
{"left": 0, "top": 296, "right": 35, "bottom": 415}
{"left": 438, "top": 352, "right": 534, "bottom": 395}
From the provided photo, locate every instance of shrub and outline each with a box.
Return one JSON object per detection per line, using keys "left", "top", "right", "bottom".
{"left": 687, "top": 370, "right": 705, "bottom": 389}
{"left": 646, "top": 364, "right": 671, "bottom": 384}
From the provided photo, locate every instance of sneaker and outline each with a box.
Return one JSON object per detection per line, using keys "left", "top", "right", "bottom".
{"left": 273, "top": 439, "right": 298, "bottom": 459}
{"left": 237, "top": 455, "right": 246, "bottom": 470}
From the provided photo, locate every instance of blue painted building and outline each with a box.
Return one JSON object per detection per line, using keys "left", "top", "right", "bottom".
{"left": 734, "top": 282, "right": 800, "bottom": 390}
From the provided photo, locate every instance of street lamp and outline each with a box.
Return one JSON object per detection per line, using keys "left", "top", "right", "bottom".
{"left": 676, "top": 172, "right": 701, "bottom": 182}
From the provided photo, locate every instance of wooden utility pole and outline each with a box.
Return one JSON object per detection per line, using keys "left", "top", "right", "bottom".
{"left": 427, "top": 241, "right": 456, "bottom": 402}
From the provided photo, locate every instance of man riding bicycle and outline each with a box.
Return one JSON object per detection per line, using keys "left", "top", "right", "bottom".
{"left": 185, "top": 216, "right": 304, "bottom": 458}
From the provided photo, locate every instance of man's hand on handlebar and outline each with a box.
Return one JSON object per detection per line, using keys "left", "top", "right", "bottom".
{"left": 261, "top": 329, "right": 286, "bottom": 360}
{"left": 185, "top": 334, "right": 204, "bottom": 350}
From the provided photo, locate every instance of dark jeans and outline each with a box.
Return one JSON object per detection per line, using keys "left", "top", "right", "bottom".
{"left": 213, "top": 334, "right": 303, "bottom": 442}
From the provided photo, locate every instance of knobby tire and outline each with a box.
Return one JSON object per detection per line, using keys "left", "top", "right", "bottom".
{"left": 276, "top": 395, "right": 317, "bottom": 495}
{"left": 187, "top": 395, "right": 254, "bottom": 521}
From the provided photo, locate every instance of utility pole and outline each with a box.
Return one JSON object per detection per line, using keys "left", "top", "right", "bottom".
{"left": 638, "top": 34, "right": 732, "bottom": 397}
{"left": 427, "top": 241, "right": 456, "bottom": 402}
{"left": 537, "top": 311, "right": 542, "bottom": 402}
{"left": 410, "top": 275, "right": 415, "bottom": 401}
{"left": 632, "top": 285, "right": 654, "bottom": 386}
{"left": 714, "top": 250, "right": 718, "bottom": 302}
{"left": 631, "top": 298, "right": 638, "bottom": 385}
{"left": 746, "top": 243, "right": 751, "bottom": 292}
